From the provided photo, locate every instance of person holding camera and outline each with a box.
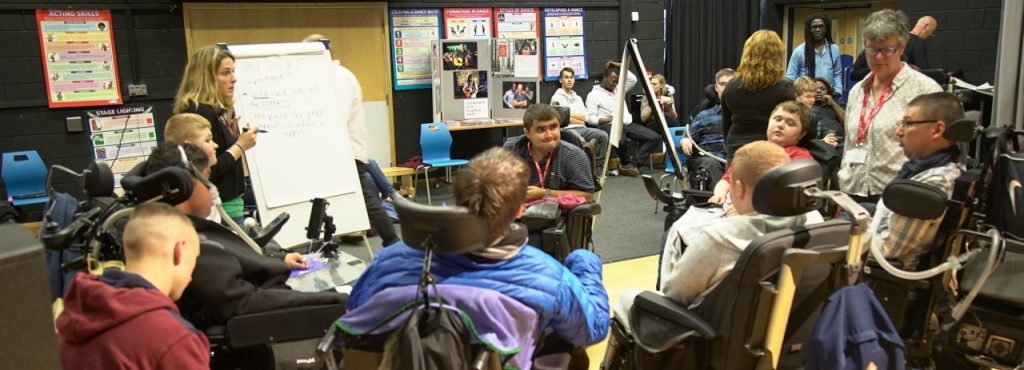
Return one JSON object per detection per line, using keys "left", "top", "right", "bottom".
{"left": 640, "top": 74, "right": 679, "bottom": 129}
{"left": 794, "top": 77, "right": 845, "bottom": 152}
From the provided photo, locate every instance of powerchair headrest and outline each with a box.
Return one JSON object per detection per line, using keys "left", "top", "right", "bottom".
{"left": 82, "top": 160, "right": 114, "bottom": 198}
{"left": 882, "top": 179, "right": 948, "bottom": 220}
{"left": 391, "top": 196, "right": 490, "bottom": 253}
{"left": 120, "top": 167, "right": 194, "bottom": 206}
{"left": 944, "top": 110, "right": 979, "bottom": 143}
{"left": 752, "top": 159, "right": 823, "bottom": 217}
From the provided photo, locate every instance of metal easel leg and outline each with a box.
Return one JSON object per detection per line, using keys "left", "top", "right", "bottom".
{"left": 361, "top": 232, "right": 373, "bottom": 261}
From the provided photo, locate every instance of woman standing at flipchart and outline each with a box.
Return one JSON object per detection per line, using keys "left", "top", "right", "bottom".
{"left": 174, "top": 45, "right": 259, "bottom": 222}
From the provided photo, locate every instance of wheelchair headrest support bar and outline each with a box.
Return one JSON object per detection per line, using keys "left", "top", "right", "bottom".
{"left": 392, "top": 196, "right": 491, "bottom": 254}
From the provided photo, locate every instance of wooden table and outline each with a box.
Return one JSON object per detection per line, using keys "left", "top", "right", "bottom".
{"left": 381, "top": 166, "right": 417, "bottom": 198}
{"left": 445, "top": 120, "right": 523, "bottom": 132}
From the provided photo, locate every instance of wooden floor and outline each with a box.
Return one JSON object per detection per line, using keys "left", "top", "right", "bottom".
{"left": 586, "top": 255, "right": 660, "bottom": 369}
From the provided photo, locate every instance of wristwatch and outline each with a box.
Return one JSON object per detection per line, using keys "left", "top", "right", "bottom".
{"left": 545, "top": 188, "right": 552, "bottom": 197}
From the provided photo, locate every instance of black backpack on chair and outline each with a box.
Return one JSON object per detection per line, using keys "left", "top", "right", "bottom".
{"left": 986, "top": 129, "right": 1024, "bottom": 239}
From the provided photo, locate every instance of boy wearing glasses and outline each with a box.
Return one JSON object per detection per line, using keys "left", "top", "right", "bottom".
{"left": 868, "top": 92, "right": 964, "bottom": 269}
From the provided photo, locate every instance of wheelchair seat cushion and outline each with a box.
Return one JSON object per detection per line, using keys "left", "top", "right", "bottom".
{"left": 960, "top": 245, "right": 1024, "bottom": 307}
{"left": 338, "top": 285, "right": 538, "bottom": 369}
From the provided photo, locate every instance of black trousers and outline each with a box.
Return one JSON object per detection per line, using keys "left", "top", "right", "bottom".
{"left": 356, "top": 161, "right": 399, "bottom": 246}
{"left": 600, "top": 123, "right": 662, "bottom": 166}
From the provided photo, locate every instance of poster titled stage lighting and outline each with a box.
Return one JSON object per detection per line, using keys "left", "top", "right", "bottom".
{"left": 442, "top": 42, "right": 478, "bottom": 70}
{"left": 453, "top": 71, "right": 488, "bottom": 99}
{"left": 501, "top": 81, "right": 536, "bottom": 109}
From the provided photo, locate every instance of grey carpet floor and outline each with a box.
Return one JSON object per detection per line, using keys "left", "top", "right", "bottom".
{"left": 336, "top": 167, "right": 670, "bottom": 264}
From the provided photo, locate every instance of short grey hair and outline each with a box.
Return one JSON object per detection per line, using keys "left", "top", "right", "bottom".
{"left": 862, "top": 9, "right": 910, "bottom": 45}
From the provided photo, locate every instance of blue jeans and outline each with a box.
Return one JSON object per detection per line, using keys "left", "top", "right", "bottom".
{"left": 358, "top": 160, "right": 399, "bottom": 246}
{"left": 366, "top": 159, "right": 396, "bottom": 200}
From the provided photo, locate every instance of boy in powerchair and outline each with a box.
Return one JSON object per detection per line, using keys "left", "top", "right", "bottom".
{"left": 57, "top": 202, "right": 209, "bottom": 369}
{"left": 348, "top": 148, "right": 610, "bottom": 350}
{"left": 138, "top": 143, "right": 347, "bottom": 332}
{"left": 503, "top": 103, "right": 597, "bottom": 247}
{"left": 615, "top": 141, "right": 809, "bottom": 330}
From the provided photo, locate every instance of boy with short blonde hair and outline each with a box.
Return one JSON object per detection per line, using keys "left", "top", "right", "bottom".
{"left": 164, "top": 113, "right": 219, "bottom": 168}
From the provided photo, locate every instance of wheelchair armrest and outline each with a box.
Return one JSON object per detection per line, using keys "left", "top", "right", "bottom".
{"left": 567, "top": 202, "right": 601, "bottom": 217}
{"left": 635, "top": 292, "right": 716, "bottom": 339}
{"left": 629, "top": 291, "right": 717, "bottom": 353}
{"left": 252, "top": 212, "right": 289, "bottom": 248}
{"left": 863, "top": 260, "right": 932, "bottom": 290}
{"left": 679, "top": 189, "right": 713, "bottom": 200}
{"left": 225, "top": 303, "right": 346, "bottom": 348}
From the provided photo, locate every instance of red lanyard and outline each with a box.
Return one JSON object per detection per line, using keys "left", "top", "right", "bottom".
{"left": 527, "top": 142, "right": 553, "bottom": 189}
{"left": 856, "top": 66, "right": 903, "bottom": 145}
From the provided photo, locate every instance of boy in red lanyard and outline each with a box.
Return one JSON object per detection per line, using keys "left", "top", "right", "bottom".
{"left": 503, "top": 104, "right": 596, "bottom": 202}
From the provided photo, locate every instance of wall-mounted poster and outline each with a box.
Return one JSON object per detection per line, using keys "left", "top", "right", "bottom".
{"left": 442, "top": 42, "right": 479, "bottom": 70}
{"left": 444, "top": 8, "right": 492, "bottom": 40}
{"left": 542, "top": 8, "right": 587, "bottom": 81}
{"left": 390, "top": 9, "right": 442, "bottom": 91}
{"left": 36, "top": 9, "right": 122, "bottom": 108}
{"left": 86, "top": 105, "right": 157, "bottom": 188}
{"left": 495, "top": 8, "right": 539, "bottom": 39}
{"left": 453, "top": 71, "right": 488, "bottom": 99}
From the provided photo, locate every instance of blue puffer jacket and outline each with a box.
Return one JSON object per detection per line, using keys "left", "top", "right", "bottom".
{"left": 348, "top": 242, "right": 610, "bottom": 346}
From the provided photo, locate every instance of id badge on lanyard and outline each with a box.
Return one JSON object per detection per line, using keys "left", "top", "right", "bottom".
{"left": 851, "top": 76, "right": 897, "bottom": 164}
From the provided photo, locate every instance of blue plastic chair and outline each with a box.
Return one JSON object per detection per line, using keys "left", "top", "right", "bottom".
{"left": 664, "top": 126, "right": 689, "bottom": 175}
{"left": 416, "top": 123, "right": 470, "bottom": 204}
{"left": 840, "top": 54, "right": 854, "bottom": 105}
{"left": 2, "top": 150, "right": 50, "bottom": 206}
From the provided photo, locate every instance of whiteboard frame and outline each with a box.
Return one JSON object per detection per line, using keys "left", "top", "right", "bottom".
{"left": 228, "top": 41, "right": 369, "bottom": 248}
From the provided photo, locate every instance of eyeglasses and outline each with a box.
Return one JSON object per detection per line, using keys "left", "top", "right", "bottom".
{"left": 898, "top": 119, "right": 938, "bottom": 127}
{"left": 716, "top": 80, "right": 729, "bottom": 86}
{"left": 865, "top": 46, "right": 900, "bottom": 57}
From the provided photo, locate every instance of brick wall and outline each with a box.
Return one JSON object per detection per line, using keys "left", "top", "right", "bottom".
{"left": 0, "top": 1, "right": 184, "bottom": 204}
{"left": 900, "top": 0, "right": 1002, "bottom": 84}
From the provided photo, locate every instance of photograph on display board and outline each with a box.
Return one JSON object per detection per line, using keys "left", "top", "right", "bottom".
{"left": 501, "top": 82, "right": 536, "bottom": 109}
{"left": 492, "top": 39, "right": 515, "bottom": 77}
{"left": 442, "top": 42, "right": 478, "bottom": 70}
{"left": 514, "top": 39, "right": 537, "bottom": 56}
{"left": 453, "top": 71, "right": 488, "bottom": 99}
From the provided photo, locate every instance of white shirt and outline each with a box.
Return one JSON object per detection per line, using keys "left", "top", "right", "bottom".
{"left": 585, "top": 71, "right": 636, "bottom": 126}
{"left": 550, "top": 88, "right": 586, "bottom": 127}
{"left": 333, "top": 62, "right": 369, "bottom": 164}
{"left": 838, "top": 63, "right": 941, "bottom": 197}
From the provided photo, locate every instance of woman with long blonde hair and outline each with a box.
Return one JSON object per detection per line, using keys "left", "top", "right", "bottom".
{"left": 720, "top": 29, "right": 795, "bottom": 161}
{"left": 173, "top": 45, "right": 258, "bottom": 222}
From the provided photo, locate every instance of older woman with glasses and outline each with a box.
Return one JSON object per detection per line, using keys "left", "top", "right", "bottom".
{"left": 837, "top": 9, "right": 942, "bottom": 204}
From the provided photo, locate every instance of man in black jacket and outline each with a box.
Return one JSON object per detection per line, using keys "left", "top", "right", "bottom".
{"left": 141, "top": 142, "right": 346, "bottom": 330}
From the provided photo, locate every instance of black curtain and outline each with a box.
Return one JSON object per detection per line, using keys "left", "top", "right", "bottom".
{"left": 665, "top": 0, "right": 762, "bottom": 124}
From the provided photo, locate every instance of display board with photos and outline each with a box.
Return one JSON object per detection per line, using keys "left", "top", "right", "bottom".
{"left": 542, "top": 8, "right": 587, "bottom": 81}
{"left": 435, "top": 39, "right": 492, "bottom": 122}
